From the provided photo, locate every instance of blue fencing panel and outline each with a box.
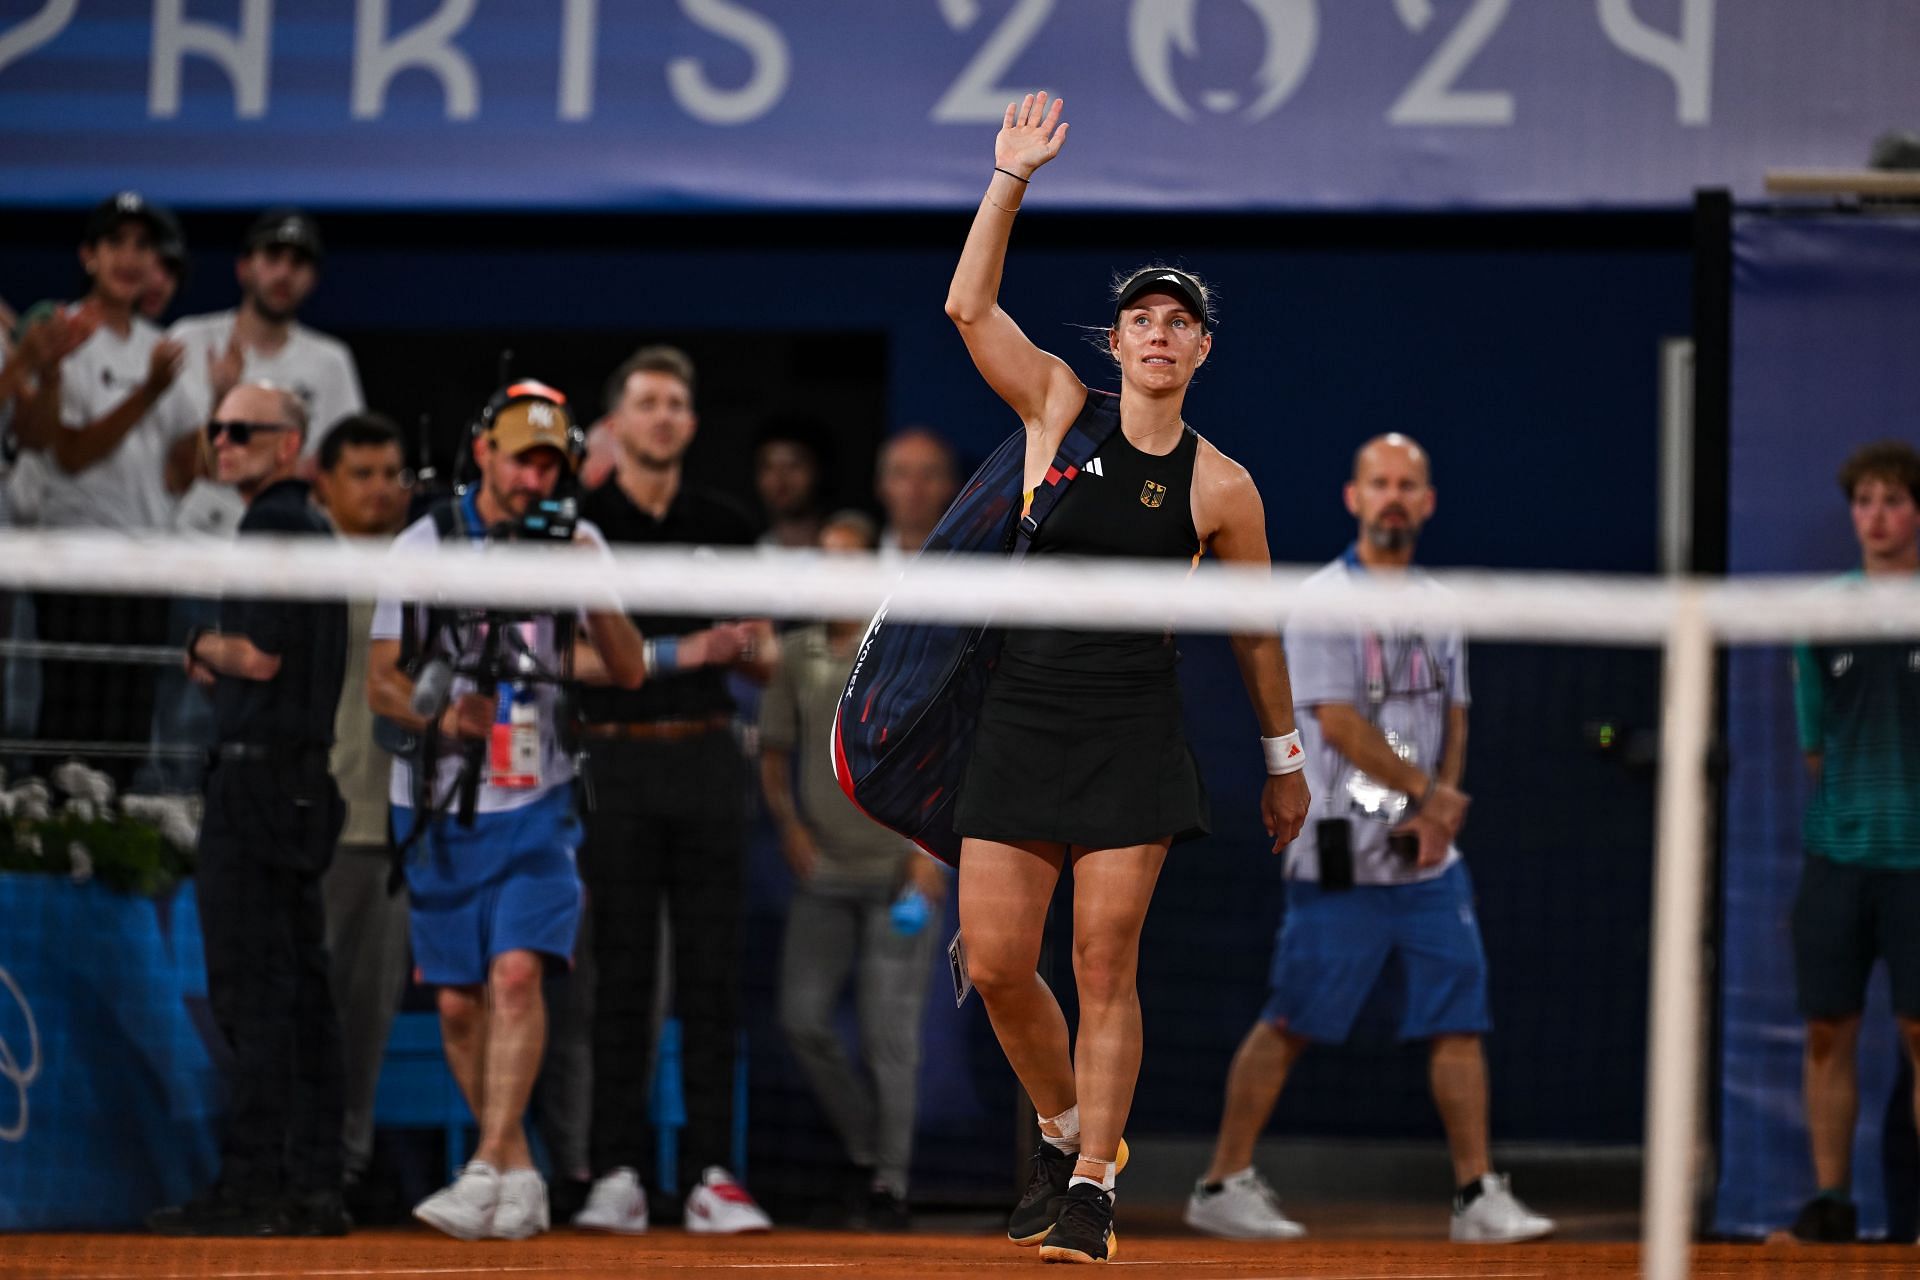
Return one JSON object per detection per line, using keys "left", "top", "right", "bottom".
{"left": 0, "top": 875, "right": 221, "bottom": 1230}
{"left": 0, "top": 1, "right": 1915, "bottom": 209}
{"left": 1715, "top": 213, "right": 1920, "bottom": 1238}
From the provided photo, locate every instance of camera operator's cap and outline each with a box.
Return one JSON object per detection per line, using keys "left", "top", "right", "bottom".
{"left": 245, "top": 208, "right": 323, "bottom": 262}
{"left": 487, "top": 381, "right": 577, "bottom": 470}
{"left": 84, "top": 191, "right": 170, "bottom": 247}
{"left": 1113, "top": 267, "right": 1210, "bottom": 331}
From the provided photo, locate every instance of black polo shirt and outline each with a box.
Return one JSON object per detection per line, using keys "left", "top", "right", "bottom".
{"left": 211, "top": 479, "right": 347, "bottom": 749}
{"left": 578, "top": 479, "right": 758, "bottom": 722}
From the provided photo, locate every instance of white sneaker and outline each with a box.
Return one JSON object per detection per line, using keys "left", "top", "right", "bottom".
{"left": 492, "top": 1168, "right": 549, "bottom": 1240}
{"left": 1450, "top": 1173, "right": 1556, "bottom": 1243}
{"left": 574, "top": 1167, "right": 650, "bottom": 1234}
{"left": 1183, "top": 1167, "right": 1307, "bottom": 1240}
{"left": 684, "top": 1166, "right": 772, "bottom": 1234}
{"left": 413, "top": 1160, "right": 500, "bottom": 1240}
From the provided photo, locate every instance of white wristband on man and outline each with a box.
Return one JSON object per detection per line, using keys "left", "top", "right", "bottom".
{"left": 1262, "top": 731, "right": 1305, "bottom": 775}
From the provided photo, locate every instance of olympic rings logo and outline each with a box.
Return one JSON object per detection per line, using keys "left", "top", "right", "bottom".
{"left": 0, "top": 965, "right": 42, "bottom": 1143}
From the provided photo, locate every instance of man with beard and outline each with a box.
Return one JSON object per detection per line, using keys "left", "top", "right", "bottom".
{"left": 1183, "top": 435, "right": 1555, "bottom": 1245}
{"left": 169, "top": 209, "right": 363, "bottom": 459}
{"left": 571, "top": 345, "right": 776, "bottom": 1235}
{"left": 369, "top": 382, "right": 645, "bottom": 1240}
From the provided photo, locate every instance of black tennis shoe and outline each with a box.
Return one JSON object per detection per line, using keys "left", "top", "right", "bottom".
{"left": 1790, "top": 1194, "right": 1857, "bottom": 1243}
{"left": 286, "top": 1188, "right": 352, "bottom": 1237}
{"left": 148, "top": 1186, "right": 292, "bottom": 1237}
{"left": 1039, "top": 1181, "right": 1117, "bottom": 1264}
{"left": 1008, "top": 1140, "right": 1076, "bottom": 1244}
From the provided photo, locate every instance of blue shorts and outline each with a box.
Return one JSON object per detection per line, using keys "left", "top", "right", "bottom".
{"left": 396, "top": 787, "right": 583, "bottom": 988}
{"left": 1261, "top": 859, "right": 1492, "bottom": 1043}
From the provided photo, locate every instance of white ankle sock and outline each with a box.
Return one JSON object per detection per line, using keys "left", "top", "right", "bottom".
{"left": 1039, "top": 1104, "right": 1080, "bottom": 1154}
{"left": 1068, "top": 1164, "right": 1116, "bottom": 1194}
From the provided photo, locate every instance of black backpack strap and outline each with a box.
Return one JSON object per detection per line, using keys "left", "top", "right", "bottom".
{"left": 385, "top": 496, "right": 465, "bottom": 891}
{"left": 1014, "top": 388, "right": 1122, "bottom": 562}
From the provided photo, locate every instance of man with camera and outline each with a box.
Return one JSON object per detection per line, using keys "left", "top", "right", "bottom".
{"left": 149, "top": 381, "right": 349, "bottom": 1237}
{"left": 1185, "top": 434, "right": 1554, "bottom": 1244}
{"left": 367, "top": 382, "right": 645, "bottom": 1241}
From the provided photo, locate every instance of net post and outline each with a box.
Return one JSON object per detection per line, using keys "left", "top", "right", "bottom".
{"left": 1641, "top": 587, "right": 1713, "bottom": 1280}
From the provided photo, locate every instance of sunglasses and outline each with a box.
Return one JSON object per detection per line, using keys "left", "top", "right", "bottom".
{"left": 206, "top": 419, "right": 294, "bottom": 446}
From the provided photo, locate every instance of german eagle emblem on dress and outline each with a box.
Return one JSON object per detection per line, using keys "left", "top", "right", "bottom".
{"left": 1140, "top": 480, "right": 1167, "bottom": 508}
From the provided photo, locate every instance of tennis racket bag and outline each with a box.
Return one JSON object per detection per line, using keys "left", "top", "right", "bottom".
{"left": 832, "top": 389, "right": 1121, "bottom": 864}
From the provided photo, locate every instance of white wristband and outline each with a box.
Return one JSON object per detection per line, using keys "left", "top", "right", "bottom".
{"left": 1262, "top": 731, "right": 1305, "bottom": 775}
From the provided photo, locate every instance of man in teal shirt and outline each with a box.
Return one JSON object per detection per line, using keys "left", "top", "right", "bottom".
{"left": 1791, "top": 440, "right": 1920, "bottom": 1242}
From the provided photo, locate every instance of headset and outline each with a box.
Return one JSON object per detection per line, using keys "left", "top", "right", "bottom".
{"left": 452, "top": 371, "right": 587, "bottom": 492}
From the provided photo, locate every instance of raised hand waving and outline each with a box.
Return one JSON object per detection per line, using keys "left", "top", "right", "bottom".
{"left": 995, "top": 91, "right": 1068, "bottom": 181}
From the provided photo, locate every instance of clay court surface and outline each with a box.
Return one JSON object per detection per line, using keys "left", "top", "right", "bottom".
{"left": 3, "top": 1232, "right": 1915, "bottom": 1279}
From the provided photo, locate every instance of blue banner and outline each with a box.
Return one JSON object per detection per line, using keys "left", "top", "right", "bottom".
{"left": 1, "top": 1, "right": 1915, "bottom": 210}
{"left": 1715, "top": 214, "right": 1920, "bottom": 1239}
{"left": 0, "top": 875, "right": 221, "bottom": 1230}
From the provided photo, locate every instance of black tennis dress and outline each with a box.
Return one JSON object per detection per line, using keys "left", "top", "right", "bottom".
{"left": 954, "top": 395, "right": 1212, "bottom": 850}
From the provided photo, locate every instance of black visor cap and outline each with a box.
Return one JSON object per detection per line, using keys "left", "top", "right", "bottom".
{"left": 1113, "top": 268, "right": 1208, "bottom": 331}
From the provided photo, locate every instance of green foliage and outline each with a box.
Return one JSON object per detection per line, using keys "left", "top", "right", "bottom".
{"left": 0, "top": 811, "right": 197, "bottom": 897}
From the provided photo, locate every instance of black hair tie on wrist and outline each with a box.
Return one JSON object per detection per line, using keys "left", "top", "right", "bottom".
{"left": 994, "top": 166, "right": 1030, "bottom": 185}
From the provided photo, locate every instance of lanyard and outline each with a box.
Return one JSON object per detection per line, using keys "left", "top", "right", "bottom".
{"left": 1342, "top": 543, "right": 1437, "bottom": 713}
{"left": 1362, "top": 631, "right": 1432, "bottom": 711}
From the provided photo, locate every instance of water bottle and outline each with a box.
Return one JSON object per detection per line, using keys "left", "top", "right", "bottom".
{"left": 889, "top": 885, "right": 931, "bottom": 937}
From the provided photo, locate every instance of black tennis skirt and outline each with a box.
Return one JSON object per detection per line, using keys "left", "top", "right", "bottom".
{"left": 954, "top": 659, "right": 1211, "bottom": 850}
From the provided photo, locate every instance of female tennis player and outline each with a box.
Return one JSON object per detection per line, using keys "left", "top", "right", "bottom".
{"left": 945, "top": 92, "right": 1312, "bottom": 1264}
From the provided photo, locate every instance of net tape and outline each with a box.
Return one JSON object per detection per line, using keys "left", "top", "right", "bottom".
{"left": 3, "top": 530, "right": 1916, "bottom": 645}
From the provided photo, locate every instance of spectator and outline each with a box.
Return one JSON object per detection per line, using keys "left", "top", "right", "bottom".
{"left": 1185, "top": 434, "right": 1554, "bottom": 1244}
{"left": 148, "top": 381, "right": 349, "bottom": 1237}
{"left": 1788, "top": 440, "right": 1920, "bottom": 1243}
{"left": 153, "top": 209, "right": 363, "bottom": 775}
{"left": 766, "top": 510, "right": 947, "bottom": 1230}
{"left": 140, "top": 205, "right": 188, "bottom": 324}
{"left": 754, "top": 415, "right": 830, "bottom": 549}
{"left": 0, "top": 306, "right": 98, "bottom": 762}
{"left": 875, "top": 427, "right": 959, "bottom": 565}
{"left": 572, "top": 345, "right": 775, "bottom": 1235}
{"left": 168, "top": 209, "right": 364, "bottom": 466}
{"left": 10, "top": 194, "right": 196, "bottom": 528}
{"left": 312, "top": 414, "right": 411, "bottom": 1210}
{"left": 368, "top": 381, "right": 645, "bottom": 1241}
{"left": 10, "top": 194, "right": 200, "bottom": 779}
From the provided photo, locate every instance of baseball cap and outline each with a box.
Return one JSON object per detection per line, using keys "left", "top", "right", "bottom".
{"left": 83, "top": 191, "right": 170, "bottom": 247}
{"left": 1113, "top": 266, "right": 1211, "bottom": 331}
{"left": 485, "top": 383, "right": 577, "bottom": 470}
{"left": 244, "top": 208, "right": 324, "bottom": 261}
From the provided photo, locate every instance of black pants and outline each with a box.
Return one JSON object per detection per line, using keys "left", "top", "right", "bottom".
{"left": 582, "top": 732, "right": 745, "bottom": 1184}
{"left": 197, "top": 768, "right": 345, "bottom": 1196}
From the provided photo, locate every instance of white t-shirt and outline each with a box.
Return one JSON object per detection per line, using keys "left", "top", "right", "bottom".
{"left": 39, "top": 318, "right": 200, "bottom": 531}
{"left": 1281, "top": 555, "right": 1471, "bottom": 886}
{"left": 169, "top": 310, "right": 365, "bottom": 455}
{"left": 370, "top": 510, "right": 608, "bottom": 815}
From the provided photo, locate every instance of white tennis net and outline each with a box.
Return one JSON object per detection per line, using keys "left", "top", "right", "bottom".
{"left": 6, "top": 526, "right": 1916, "bottom": 1279}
